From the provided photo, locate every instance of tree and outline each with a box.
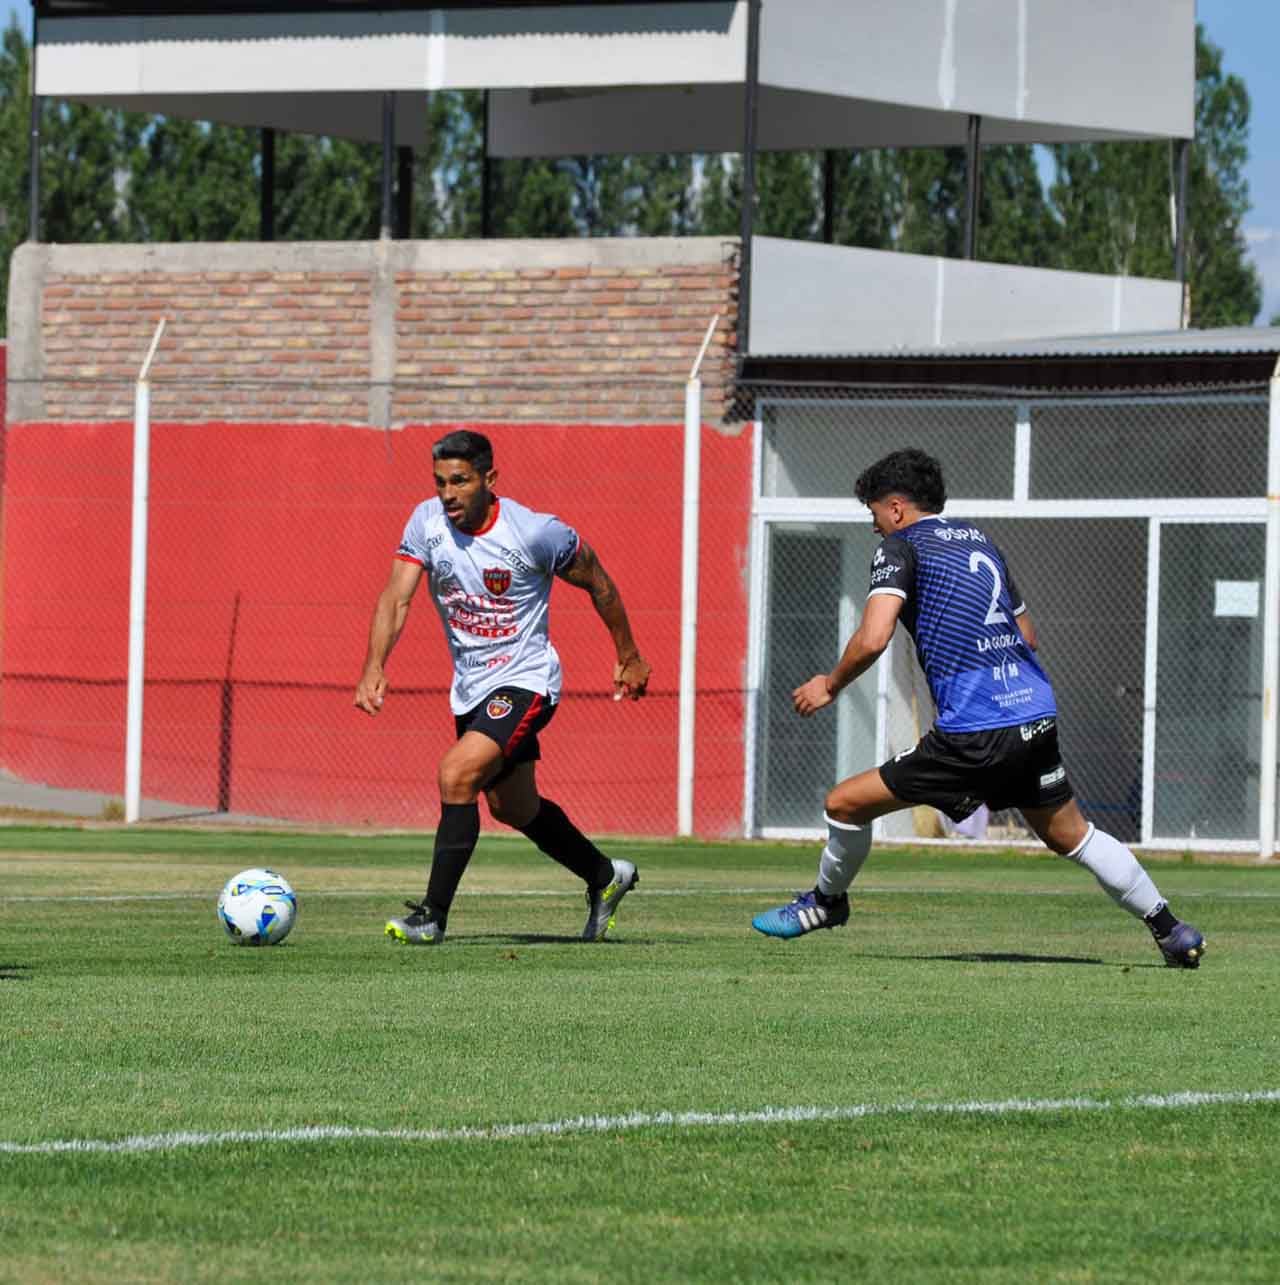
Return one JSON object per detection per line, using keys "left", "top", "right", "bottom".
{"left": 627, "top": 153, "right": 698, "bottom": 236}
{"left": 1048, "top": 25, "right": 1261, "bottom": 326}
{"left": 273, "top": 135, "right": 382, "bottom": 242}
{"left": 975, "top": 145, "right": 1059, "bottom": 268}
{"left": 126, "top": 118, "right": 258, "bottom": 242}
{"left": 0, "top": 18, "right": 146, "bottom": 330}
{"left": 0, "top": 20, "right": 32, "bottom": 325}
{"left": 414, "top": 90, "right": 486, "bottom": 238}
{"left": 827, "top": 150, "right": 900, "bottom": 250}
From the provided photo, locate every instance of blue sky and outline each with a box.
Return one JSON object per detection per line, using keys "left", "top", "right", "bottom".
{"left": 6, "top": 1, "right": 1277, "bottom": 325}
{"left": 1196, "top": 0, "right": 1280, "bottom": 324}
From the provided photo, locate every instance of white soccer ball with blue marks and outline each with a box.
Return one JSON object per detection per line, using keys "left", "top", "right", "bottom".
{"left": 217, "top": 867, "right": 297, "bottom": 946}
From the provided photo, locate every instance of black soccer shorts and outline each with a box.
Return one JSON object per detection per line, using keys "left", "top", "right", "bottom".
{"left": 454, "top": 686, "right": 557, "bottom": 780}
{"left": 878, "top": 716, "right": 1074, "bottom": 822}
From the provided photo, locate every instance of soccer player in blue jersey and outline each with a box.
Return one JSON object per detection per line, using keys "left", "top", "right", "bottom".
{"left": 751, "top": 448, "right": 1205, "bottom": 968}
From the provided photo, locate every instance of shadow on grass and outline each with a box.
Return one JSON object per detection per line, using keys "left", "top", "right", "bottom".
{"left": 0, "top": 963, "right": 33, "bottom": 980}
{"left": 438, "top": 933, "right": 660, "bottom": 947}
{"left": 877, "top": 951, "right": 1111, "bottom": 967}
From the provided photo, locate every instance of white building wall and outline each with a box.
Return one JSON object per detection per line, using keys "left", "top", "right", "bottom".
{"left": 39, "top": 0, "right": 1192, "bottom": 148}
{"left": 750, "top": 238, "right": 1182, "bottom": 356}
{"left": 762, "top": 0, "right": 1194, "bottom": 139}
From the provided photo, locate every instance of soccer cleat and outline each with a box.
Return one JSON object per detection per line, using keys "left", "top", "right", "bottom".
{"left": 752, "top": 889, "right": 850, "bottom": 940}
{"left": 582, "top": 859, "right": 638, "bottom": 941}
{"left": 1151, "top": 919, "right": 1205, "bottom": 969}
{"left": 385, "top": 901, "right": 444, "bottom": 945}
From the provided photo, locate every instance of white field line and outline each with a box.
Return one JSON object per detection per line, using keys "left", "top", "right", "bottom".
{"left": 2, "top": 1089, "right": 1278, "bottom": 1157}
{"left": 3, "top": 886, "right": 1279, "bottom": 905}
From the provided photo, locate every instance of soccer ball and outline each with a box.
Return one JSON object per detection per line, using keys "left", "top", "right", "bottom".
{"left": 217, "top": 867, "right": 297, "bottom": 946}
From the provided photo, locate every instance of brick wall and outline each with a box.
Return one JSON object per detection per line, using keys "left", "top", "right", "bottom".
{"left": 393, "top": 259, "right": 737, "bottom": 424}
{"left": 39, "top": 269, "right": 373, "bottom": 423}
{"left": 8, "top": 239, "right": 739, "bottom": 426}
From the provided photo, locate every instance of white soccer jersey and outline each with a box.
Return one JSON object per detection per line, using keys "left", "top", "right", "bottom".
{"left": 395, "top": 495, "right": 581, "bottom": 714}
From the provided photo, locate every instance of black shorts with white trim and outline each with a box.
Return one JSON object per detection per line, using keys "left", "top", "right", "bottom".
{"left": 878, "top": 716, "right": 1074, "bottom": 822}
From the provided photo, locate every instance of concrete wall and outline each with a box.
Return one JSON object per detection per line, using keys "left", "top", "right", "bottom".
{"left": 750, "top": 238, "right": 1184, "bottom": 355}
{"left": 762, "top": 0, "right": 1194, "bottom": 140}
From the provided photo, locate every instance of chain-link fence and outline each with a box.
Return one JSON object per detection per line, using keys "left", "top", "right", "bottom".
{"left": 3, "top": 371, "right": 1277, "bottom": 853}
{"left": 738, "top": 378, "right": 1278, "bottom": 853}
{"left": 0, "top": 375, "right": 750, "bottom": 838}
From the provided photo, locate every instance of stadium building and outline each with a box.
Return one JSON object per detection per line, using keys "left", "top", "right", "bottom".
{"left": 5, "top": 0, "right": 1278, "bottom": 856}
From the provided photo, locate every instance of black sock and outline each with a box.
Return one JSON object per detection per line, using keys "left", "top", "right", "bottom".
{"left": 1145, "top": 903, "right": 1179, "bottom": 937}
{"left": 424, "top": 802, "right": 480, "bottom": 928}
{"left": 517, "top": 798, "right": 613, "bottom": 887}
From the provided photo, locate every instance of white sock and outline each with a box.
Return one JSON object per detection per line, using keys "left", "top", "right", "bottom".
{"left": 816, "top": 813, "right": 872, "bottom": 897}
{"left": 1061, "top": 823, "right": 1164, "bottom": 920}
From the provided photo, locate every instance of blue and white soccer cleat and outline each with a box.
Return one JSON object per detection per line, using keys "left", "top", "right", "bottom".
{"left": 1151, "top": 919, "right": 1205, "bottom": 969}
{"left": 752, "top": 889, "right": 850, "bottom": 939}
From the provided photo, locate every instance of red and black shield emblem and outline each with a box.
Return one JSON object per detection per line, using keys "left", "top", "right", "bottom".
{"left": 483, "top": 567, "right": 512, "bottom": 596}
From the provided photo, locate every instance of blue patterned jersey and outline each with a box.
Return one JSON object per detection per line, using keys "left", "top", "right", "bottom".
{"left": 868, "top": 515, "right": 1057, "bottom": 732}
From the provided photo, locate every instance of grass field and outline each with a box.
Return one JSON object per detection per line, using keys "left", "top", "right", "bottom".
{"left": 2, "top": 826, "right": 1279, "bottom": 1283}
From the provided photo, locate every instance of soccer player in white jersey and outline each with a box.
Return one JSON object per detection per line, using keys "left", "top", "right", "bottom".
{"left": 354, "top": 430, "right": 651, "bottom": 944}
{"left": 752, "top": 448, "right": 1206, "bottom": 969}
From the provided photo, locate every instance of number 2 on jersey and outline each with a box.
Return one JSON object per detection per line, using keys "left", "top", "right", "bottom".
{"left": 968, "top": 550, "right": 1008, "bottom": 626}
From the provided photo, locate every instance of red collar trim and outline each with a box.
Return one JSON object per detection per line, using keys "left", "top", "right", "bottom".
{"left": 469, "top": 496, "right": 501, "bottom": 536}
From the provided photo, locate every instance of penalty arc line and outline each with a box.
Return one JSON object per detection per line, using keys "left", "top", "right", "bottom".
{"left": 3, "top": 1089, "right": 1279, "bottom": 1156}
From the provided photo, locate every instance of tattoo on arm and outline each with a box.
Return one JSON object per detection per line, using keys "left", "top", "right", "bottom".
{"left": 560, "top": 542, "right": 619, "bottom": 610}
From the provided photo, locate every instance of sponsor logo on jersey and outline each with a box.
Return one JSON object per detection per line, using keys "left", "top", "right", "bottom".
{"left": 486, "top": 694, "right": 515, "bottom": 720}
{"left": 483, "top": 567, "right": 512, "bottom": 596}
{"left": 500, "top": 546, "right": 536, "bottom": 576}
{"left": 464, "top": 653, "right": 512, "bottom": 670}
{"left": 873, "top": 547, "right": 886, "bottom": 566}
{"left": 934, "top": 526, "right": 987, "bottom": 543}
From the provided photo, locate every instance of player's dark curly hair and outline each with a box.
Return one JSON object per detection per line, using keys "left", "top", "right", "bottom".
{"left": 432, "top": 429, "right": 494, "bottom": 473}
{"left": 854, "top": 448, "right": 947, "bottom": 513}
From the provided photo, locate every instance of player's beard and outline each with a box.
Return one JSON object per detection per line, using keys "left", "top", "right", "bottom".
{"left": 447, "top": 492, "right": 489, "bottom": 532}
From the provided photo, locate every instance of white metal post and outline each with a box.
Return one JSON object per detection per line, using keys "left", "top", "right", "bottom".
{"left": 1259, "top": 367, "right": 1280, "bottom": 860}
{"left": 125, "top": 320, "right": 166, "bottom": 824}
{"left": 872, "top": 636, "right": 892, "bottom": 842}
{"left": 677, "top": 314, "right": 719, "bottom": 836}
{"left": 1141, "top": 519, "right": 1160, "bottom": 847}
{"left": 742, "top": 420, "right": 767, "bottom": 839}
{"left": 677, "top": 376, "right": 702, "bottom": 836}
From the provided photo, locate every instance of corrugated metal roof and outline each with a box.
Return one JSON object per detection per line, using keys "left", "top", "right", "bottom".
{"left": 753, "top": 327, "right": 1280, "bottom": 362}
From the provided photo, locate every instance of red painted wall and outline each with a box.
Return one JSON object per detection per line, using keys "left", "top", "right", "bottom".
{"left": 0, "top": 418, "right": 752, "bottom": 835}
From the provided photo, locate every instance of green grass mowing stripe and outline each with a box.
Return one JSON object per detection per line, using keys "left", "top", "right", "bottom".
{"left": 3, "top": 1107, "right": 1279, "bottom": 1283}
{"left": 2, "top": 838, "right": 1278, "bottom": 1281}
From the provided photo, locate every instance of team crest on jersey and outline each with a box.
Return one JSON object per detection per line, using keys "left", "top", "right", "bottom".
{"left": 483, "top": 567, "right": 512, "bottom": 596}
{"left": 486, "top": 694, "right": 515, "bottom": 720}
